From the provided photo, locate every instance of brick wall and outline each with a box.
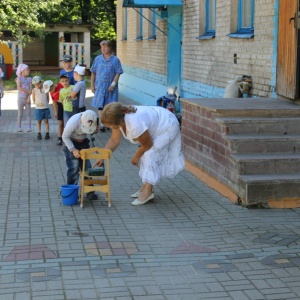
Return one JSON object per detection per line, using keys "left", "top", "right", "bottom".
{"left": 181, "top": 99, "right": 240, "bottom": 193}
{"left": 117, "top": 1, "right": 167, "bottom": 84}
{"left": 117, "top": 0, "right": 277, "bottom": 98}
{"left": 182, "top": 0, "right": 276, "bottom": 97}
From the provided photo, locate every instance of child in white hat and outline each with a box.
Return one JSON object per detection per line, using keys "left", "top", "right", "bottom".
{"left": 32, "top": 76, "right": 51, "bottom": 140}
{"left": 62, "top": 110, "right": 99, "bottom": 200}
{"left": 70, "top": 65, "right": 87, "bottom": 113}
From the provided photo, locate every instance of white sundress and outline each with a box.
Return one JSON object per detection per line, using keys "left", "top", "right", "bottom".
{"left": 119, "top": 106, "right": 185, "bottom": 185}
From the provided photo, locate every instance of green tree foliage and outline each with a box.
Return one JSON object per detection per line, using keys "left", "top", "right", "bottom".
{"left": 0, "top": 0, "right": 116, "bottom": 43}
{"left": 0, "top": 0, "right": 62, "bottom": 44}
{"left": 39, "top": 0, "right": 117, "bottom": 41}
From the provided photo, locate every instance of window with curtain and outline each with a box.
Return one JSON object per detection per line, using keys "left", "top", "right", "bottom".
{"left": 148, "top": 9, "right": 156, "bottom": 40}
{"left": 122, "top": 8, "right": 128, "bottom": 41}
{"left": 238, "top": 0, "right": 254, "bottom": 33}
{"left": 198, "top": 0, "right": 216, "bottom": 40}
{"left": 136, "top": 8, "right": 143, "bottom": 40}
{"left": 227, "top": 0, "right": 255, "bottom": 38}
{"left": 206, "top": 0, "right": 216, "bottom": 35}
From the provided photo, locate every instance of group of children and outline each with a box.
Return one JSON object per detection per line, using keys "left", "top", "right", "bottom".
{"left": 15, "top": 56, "right": 99, "bottom": 200}
{"left": 15, "top": 55, "right": 87, "bottom": 143}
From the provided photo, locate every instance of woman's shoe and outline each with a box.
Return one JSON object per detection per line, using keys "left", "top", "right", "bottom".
{"left": 37, "top": 133, "right": 42, "bottom": 140}
{"left": 131, "top": 187, "right": 153, "bottom": 198}
{"left": 100, "top": 126, "right": 106, "bottom": 132}
{"left": 131, "top": 191, "right": 140, "bottom": 198}
{"left": 131, "top": 193, "right": 154, "bottom": 206}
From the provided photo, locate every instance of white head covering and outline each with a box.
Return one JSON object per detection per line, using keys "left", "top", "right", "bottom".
{"left": 16, "top": 64, "right": 29, "bottom": 77}
{"left": 43, "top": 80, "right": 54, "bottom": 93}
{"left": 32, "top": 76, "right": 42, "bottom": 84}
{"left": 74, "top": 65, "right": 86, "bottom": 76}
{"left": 81, "top": 110, "right": 97, "bottom": 134}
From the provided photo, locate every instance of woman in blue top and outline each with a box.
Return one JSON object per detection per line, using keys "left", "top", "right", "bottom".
{"left": 90, "top": 40, "right": 123, "bottom": 132}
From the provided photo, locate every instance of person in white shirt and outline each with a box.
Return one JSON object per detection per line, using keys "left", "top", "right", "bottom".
{"left": 93, "top": 103, "right": 185, "bottom": 206}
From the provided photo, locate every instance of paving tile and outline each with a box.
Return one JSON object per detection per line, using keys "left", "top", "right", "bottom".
{"left": 1, "top": 91, "right": 300, "bottom": 299}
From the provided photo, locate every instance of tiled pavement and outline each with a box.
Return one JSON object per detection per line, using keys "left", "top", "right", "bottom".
{"left": 1, "top": 90, "right": 300, "bottom": 300}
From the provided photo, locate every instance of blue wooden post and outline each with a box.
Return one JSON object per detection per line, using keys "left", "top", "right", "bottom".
{"left": 167, "top": 6, "right": 182, "bottom": 97}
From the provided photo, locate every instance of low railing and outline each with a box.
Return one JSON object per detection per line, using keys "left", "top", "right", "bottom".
{"left": 6, "top": 41, "right": 90, "bottom": 69}
{"left": 7, "top": 41, "right": 23, "bottom": 68}
{"left": 60, "top": 43, "right": 87, "bottom": 66}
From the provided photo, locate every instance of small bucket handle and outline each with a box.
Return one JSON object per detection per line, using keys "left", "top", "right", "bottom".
{"left": 60, "top": 188, "right": 78, "bottom": 198}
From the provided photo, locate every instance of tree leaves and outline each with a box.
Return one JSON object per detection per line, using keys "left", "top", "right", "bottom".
{"left": 0, "top": 0, "right": 116, "bottom": 43}
{"left": 0, "top": 0, "right": 61, "bottom": 44}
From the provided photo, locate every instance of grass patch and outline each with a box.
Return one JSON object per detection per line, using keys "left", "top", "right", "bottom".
{"left": 3, "top": 71, "right": 91, "bottom": 90}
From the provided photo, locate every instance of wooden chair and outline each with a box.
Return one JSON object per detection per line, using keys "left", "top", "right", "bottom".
{"left": 79, "top": 147, "right": 112, "bottom": 208}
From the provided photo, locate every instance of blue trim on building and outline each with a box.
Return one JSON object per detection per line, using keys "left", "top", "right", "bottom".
{"left": 167, "top": 6, "right": 182, "bottom": 95}
{"left": 123, "top": 0, "right": 182, "bottom": 8}
{"left": 238, "top": 0, "right": 254, "bottom": 32}
{"left": 124, "top": 8, "right": 128, "bottom": 40}
{"left": 206, "top": 0, "right": 216, "bottom": 36}
{"left": 181, "top": 79, "right": 225, "bottom": 99}
{"left": 227, "top": 33, "right": 254, "bottom": 39}
{"left": 118, "top": 67, "right": 167, "bottom": 106}
{"left": 197, "top": 34, "right": 215, "bottom": 40}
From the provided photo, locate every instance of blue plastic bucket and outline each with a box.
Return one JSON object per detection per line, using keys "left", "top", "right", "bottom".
{"left": 60, "top": 185, "right": 79, "bottom": 206}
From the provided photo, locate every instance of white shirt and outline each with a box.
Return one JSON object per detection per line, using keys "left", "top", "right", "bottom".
{"left": 62, "top": 113, "right": 88, "bottom": 151}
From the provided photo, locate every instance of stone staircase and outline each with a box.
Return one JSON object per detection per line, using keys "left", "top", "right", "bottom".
{"left": 218, "top": 116, "right": 300, "bottom": 206}
{"left": 181, "top": 97, "right": 300, "bottom": 208}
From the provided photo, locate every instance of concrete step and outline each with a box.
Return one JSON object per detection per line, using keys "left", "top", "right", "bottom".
{"left": 190, "top": 97, "right": 300, "bottom": 118}
{"left": 182, "top": 97, "right": 300, "bottom": 207}
{"left": 218, "top": 117, "right": 300, "bottom": 135}
{"left": 238, "top": 173, "right": 300, "bottom": 205}
{"left": 231, "top": 153, "right": 300, "bottom": 175}
{"left": 227, "top": 134, "right": 300, "bottom": 154}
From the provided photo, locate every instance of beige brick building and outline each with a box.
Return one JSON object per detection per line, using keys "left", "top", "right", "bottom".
{"left": 117, "top": 1, "right": 300, "bottom": 208}
{"left": 117, "top": 0, "right": 298, "bottom": 104}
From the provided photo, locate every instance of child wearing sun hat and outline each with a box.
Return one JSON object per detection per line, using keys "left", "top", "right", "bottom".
{"left": 16, "top": 63, "right": 32, "bottom": 132}
{"left": 32, "top": 76, "right": 51, "bottom": 140}
{"left": 69, "top": 64, "right": 87, "bottom": 114}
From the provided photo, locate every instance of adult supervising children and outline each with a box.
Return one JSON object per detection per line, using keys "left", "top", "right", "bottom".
{"left": 90, "top": 40, "right": 123, "bottom": 132}
{"left": 93, "top": 103, "right": 185, "bottom": 206}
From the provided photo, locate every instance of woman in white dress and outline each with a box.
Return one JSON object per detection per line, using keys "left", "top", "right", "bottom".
{"left": 93, "top": 102, "right": 185, "bottom": 205}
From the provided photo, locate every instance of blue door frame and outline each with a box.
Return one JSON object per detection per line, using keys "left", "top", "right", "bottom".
{"left": 167, "top": 6, "right": 182, "bottom": 95}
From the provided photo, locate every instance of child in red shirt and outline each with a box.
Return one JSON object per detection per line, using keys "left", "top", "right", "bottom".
{"left": 43, "top": 80, "right": 64, "bottom": 144}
